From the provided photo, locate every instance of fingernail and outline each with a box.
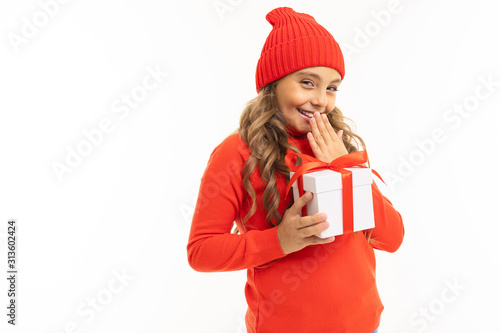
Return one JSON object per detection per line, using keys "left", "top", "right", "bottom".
{"left": 310, "top": 118, "right": 316, "bottom": 124}
{"left": 321, "top": 222, "right": 329, "bottom": 229}
{"left": 318, "top": 213, "right": 327, "bottom": 221}
{"left": 305, "top": 192, "right": 312, "bottom": 199}
{"left": 321, "top": 114, "right": 327, "bottom": 120}
{"left": 315, "top": 112, "right": 320, "bottom": 118}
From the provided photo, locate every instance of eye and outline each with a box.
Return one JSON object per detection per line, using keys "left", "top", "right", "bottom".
{"left": 327, "top": 86, "right": 339, "bottom": 92}
{"left": 301, "top": 80, "right": 313, "bottom": 86}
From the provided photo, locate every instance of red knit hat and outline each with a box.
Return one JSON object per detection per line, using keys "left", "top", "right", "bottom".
{"left": 255, "top": 7, "right": 345, "bottom": 93}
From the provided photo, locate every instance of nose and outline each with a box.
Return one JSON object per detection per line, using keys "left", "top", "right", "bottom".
{"left": 311, "top": 89, "right": 327, "bottom": 108}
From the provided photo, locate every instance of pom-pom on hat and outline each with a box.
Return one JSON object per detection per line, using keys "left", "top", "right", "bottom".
{"left": 255, "top": 7, "right": 345, "bottom": 93}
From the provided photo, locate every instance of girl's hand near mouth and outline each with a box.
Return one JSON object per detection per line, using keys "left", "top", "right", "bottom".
{"left": 307, "top": 111, "right": 349, "bottom": 163}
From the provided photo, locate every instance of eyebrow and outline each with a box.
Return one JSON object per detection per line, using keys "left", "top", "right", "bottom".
{"left": 297, "top": 71, "right": 341, "bottom": 83}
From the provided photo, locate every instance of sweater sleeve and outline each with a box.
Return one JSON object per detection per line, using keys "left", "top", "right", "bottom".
{"left": 186, "top": 135, "right": 287, "bottom": 272}
{"left": 368, "top": 180, "right": 405, "bottom": 253}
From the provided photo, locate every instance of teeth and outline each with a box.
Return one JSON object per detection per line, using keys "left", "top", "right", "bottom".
{"left": 297, "top": 109, "right": 313, "bottom": 118}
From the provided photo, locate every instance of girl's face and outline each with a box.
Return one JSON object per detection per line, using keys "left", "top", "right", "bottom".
{"left": 275, "top": 66, "right": 341, "bottom": 134}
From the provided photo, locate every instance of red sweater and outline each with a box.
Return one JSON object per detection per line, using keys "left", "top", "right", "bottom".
{"left": 187, "top": 129, "right": 404, "bottom": 333}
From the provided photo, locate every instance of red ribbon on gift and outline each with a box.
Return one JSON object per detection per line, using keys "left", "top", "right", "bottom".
{"left": 285, "top": 149, "right": 385, "bottom": 234}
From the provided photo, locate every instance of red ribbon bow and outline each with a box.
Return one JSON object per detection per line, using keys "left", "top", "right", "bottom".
{"left": 285, "top": 149, "right": 385, "bottom": 234}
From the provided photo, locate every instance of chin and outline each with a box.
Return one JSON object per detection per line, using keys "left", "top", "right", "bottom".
{"left": 289, "top": 124, "right": 310, "bottom": 135}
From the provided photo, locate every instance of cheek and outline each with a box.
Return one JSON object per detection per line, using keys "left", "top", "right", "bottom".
{"left": 327, "top": 96, "right": 337, "bottom": 110}
{"left": 279, "top": 95, "right": 300, "bottom": 112}
{"left": 277, "top": 85, "right": 309, "bottom": 111}
{"left": 288, "top": 89, "right": 308, "bottom": 105}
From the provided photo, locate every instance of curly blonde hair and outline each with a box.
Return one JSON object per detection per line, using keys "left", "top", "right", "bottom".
{"left": 235, "top": 80, "right": 378, "bottom": 244}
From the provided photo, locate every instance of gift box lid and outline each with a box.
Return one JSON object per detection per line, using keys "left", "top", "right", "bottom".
{"left": 291, "top": 167, "right": 373, "bottom": 194}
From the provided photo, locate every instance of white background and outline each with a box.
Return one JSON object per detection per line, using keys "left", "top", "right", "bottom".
{"left": 1, "top": 0, "right": 499, "bottom": 332}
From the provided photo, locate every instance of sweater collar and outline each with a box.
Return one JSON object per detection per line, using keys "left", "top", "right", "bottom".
{"left": 285, "top": 126, "right": 308, "bottom": 139}
{"left": 285, "top": 126, "right": 314, "bottom": 156}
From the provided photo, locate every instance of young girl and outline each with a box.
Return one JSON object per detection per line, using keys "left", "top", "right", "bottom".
{"left": 187, "top": 7, "right": 404, "bottom": 333}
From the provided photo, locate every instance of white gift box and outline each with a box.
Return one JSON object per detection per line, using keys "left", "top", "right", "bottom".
{"left": 290, "top": 168, "right": 375, "bottom": 238}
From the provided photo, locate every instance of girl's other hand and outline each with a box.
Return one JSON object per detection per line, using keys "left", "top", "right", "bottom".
{"left": 277, "top": 191, "right": 335, "bottom": 255}
{"left": 307, "top": 112, "right": 348, "bottom": 162}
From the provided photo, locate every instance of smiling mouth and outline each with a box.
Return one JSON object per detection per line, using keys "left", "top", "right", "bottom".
{"left": 297, "top": 108, "right": 315, "bottom": 118}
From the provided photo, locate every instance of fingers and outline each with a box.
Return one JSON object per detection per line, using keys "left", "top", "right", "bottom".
{"left": 297, "top": 211, "right": 326, "bottom": 229}
{"left": 308, "top": 112, "right": 342, "bottom": 158}
{"left": 307, "top": 111, "right": 349, "bottom": 163}
{"left": 307, "top": 117, "right": 326, "bottom": 159}
{"left": 279, "top": 192, "right": 335, "bottom": 254}
{"left": 306, "top": 131, "right": 321, "bottom": 156}
{"left": 312, "top": 112, "right": 338, "bottom": 143}
{"left": 309, "top": 235, "right": 336, "bottom": 245}
{"left": 321, "top": 113, "right": 338, "bottom": 142}
{"left": 289, "top": 192, "right": 328, "bottom": 231}
{"left": 308, "top": 116, "right": 327, "bottom": 152}
{"left": 298, "top": 213, "right": 329, "bottom": 235}
{"left": 288, "top": 191, "right": 313, "bottom": 216}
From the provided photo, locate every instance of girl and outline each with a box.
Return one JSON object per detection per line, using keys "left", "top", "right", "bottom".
{"left": 187, "top": 7, "right": 404, "bottom": 333}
